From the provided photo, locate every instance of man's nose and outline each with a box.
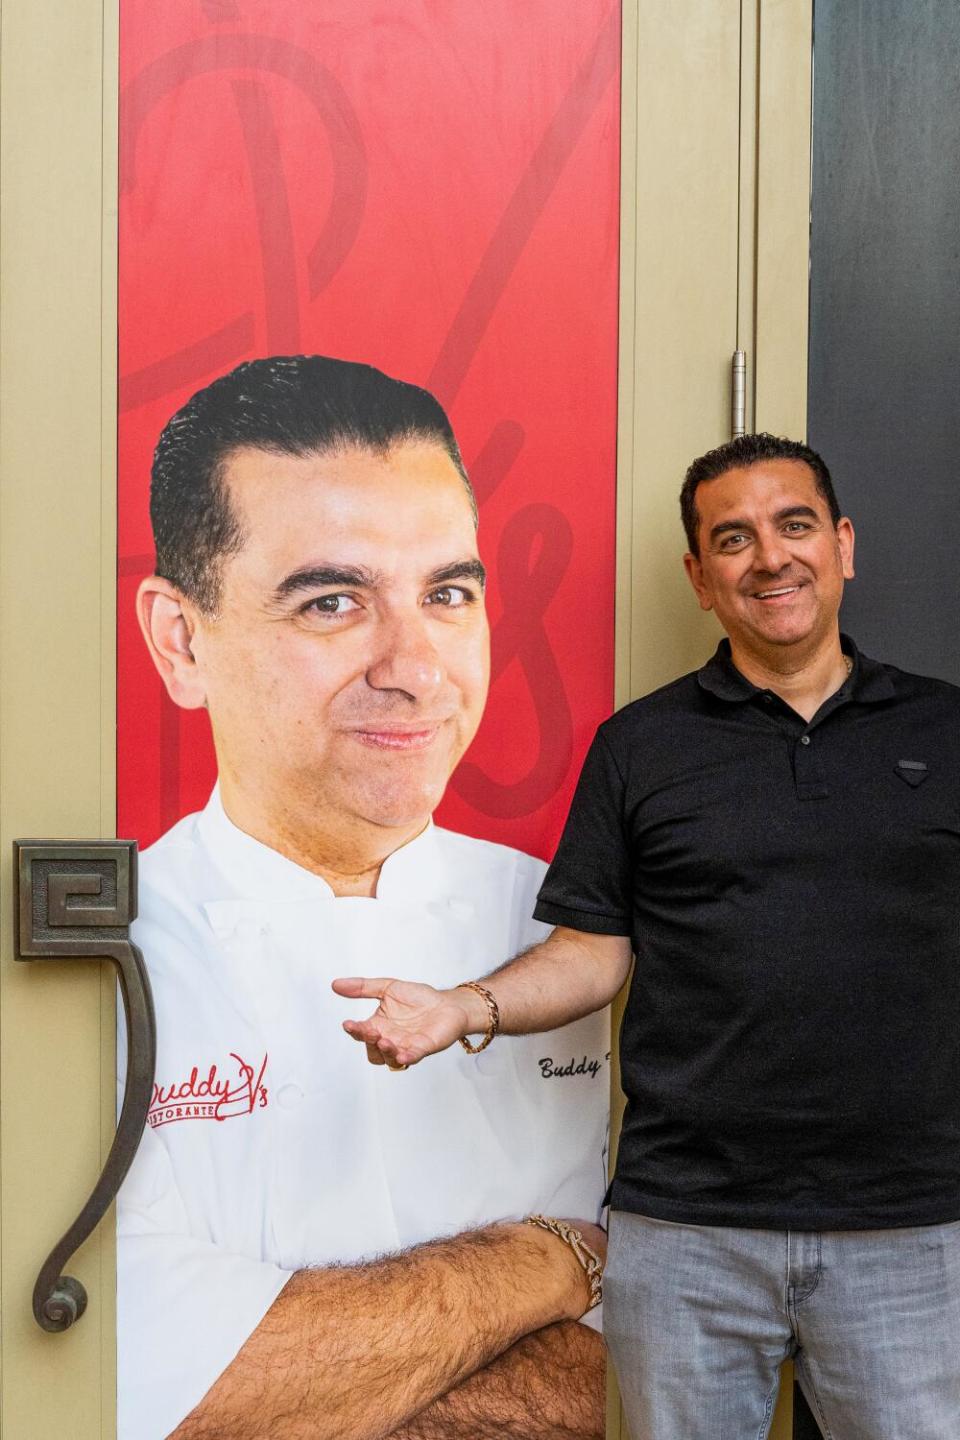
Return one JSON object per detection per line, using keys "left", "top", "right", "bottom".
{"left": 752, "top": 528, "right": 790, "bottom": 574}
{"left": 365, "top": 613, "right": 445, "bottom": 698}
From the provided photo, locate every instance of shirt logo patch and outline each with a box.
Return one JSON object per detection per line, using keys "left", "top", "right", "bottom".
{"left": 148, "top": 1052, "right": 269, "bottom": 1128}
{"left": 895, "top": 759, "right": 929, "bottom": 787}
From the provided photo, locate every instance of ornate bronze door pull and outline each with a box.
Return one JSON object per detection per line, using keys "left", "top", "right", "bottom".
{"left": 13, "top": 840, "right": 155, "bottom": 1332}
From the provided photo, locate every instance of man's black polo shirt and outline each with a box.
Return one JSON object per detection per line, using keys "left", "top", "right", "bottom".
{"left": 535, "top": 639, "right": 960, "bottom": 1229}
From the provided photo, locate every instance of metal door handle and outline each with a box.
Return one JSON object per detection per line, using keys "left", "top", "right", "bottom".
{"left": 14, "top": 839, "right": 156, "bottom": 1332}
{"left": 731, "top": 349, "right": 747, "bottom": 438}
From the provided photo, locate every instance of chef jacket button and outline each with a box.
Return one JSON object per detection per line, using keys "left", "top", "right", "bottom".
{"left": 277, "top": 1082, "right": 305, "bottom": 1109}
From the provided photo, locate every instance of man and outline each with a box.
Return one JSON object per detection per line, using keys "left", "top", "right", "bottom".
{"left": 342, "top": 432, "right": 960, "bottom": 1439}
{"left": 118, "top": 355, "right": 609, "bottom": 1440}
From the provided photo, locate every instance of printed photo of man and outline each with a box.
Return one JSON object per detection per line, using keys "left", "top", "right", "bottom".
{"left": 117, "top": 355, "right": 609, "bottom": 1440}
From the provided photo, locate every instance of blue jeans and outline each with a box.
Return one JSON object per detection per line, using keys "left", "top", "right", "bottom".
{"left": 603, "top": 1209, "right": 960, "bottom": 1439}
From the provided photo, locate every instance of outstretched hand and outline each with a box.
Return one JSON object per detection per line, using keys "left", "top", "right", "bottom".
{"left": 331, "top": 976, "right": 475, "bottom": 1067}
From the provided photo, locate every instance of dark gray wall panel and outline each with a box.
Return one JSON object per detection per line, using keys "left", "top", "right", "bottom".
{"left": 808, "top": 0, "right": 960, "bottom": 683}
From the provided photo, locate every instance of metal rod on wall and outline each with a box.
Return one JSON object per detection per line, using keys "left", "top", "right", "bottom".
{"left": 731, "top": 349, "right": 747, "bottom": 438}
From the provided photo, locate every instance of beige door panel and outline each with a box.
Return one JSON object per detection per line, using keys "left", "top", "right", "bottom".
{"left": 0, "top": 0, "right": 119, "bottom": 1433}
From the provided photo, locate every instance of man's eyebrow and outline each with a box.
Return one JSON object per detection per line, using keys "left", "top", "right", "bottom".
{"left": 773, "top": 505, "right": 819, "bottom": 523}
{"left": 709, "top": 518, "right": 753, "bottom": 544}
{"left": 272, "top": 564, "right": 377, "bottom": 600}
{"left": 425, "top": 559, "right": 487, "bottom": 589}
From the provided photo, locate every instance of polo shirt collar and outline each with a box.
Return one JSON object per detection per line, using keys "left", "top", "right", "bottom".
{"left": 697, "top": 642, "right": 758, "bottom": 703}
{"left": 697, "top": 635, "right": 895, "bottom": 705}
{"left": 196, "top": 784, "right": 446, "bottom": 905}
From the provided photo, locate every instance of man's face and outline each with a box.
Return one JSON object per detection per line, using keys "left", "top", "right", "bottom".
{"left": 683, "top": 459, "right": 855, "bottom": 660}
{"left": 187, "top": 440, "right": 489, "bottom": 842}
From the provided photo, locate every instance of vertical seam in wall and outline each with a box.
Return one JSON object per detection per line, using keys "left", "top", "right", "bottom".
{"left": 0, "top": 0, "right": 8, "bottom": 1420}
{"left": 751, "top": 0, "right": 761, "bottom": 427}
{"left": 804, "top": 0, "right": 817, "bottom": 441}
{"left": 742, "top": 0, "right": 748, "bottom": 348}
{"left": 627, "top": 4, "right": 637, "bottom": 711}
{"left": 616, "top": 0, "right": 638, "bottom": 713}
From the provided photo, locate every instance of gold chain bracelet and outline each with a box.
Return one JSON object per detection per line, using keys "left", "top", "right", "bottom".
{"left": 457, "top": 980, "right": 500, "bottom": 1054}
{"left": 526, "top": 1214, "right": 603, "bottom": 1310}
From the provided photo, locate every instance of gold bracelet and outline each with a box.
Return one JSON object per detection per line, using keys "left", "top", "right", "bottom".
{"left": 457, "top": 981, "right": 500, "bottom": 1054}
{"left": 526, "top": 1214, "right": 603, "bottom": 1310}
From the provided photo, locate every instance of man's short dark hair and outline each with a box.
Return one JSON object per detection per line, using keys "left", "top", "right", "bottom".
{"left": 150, "top": 354, "right": 475, "bottom": 612}
{"left": 679, "top": 433, "right": 841, "bottom": 557}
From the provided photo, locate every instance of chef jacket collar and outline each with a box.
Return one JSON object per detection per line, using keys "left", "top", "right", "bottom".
{"left": 697, "top": 634, "right": 895, "bottom": 705}
{"left": 197, "top": 785, "right": 450, "bottom": 906}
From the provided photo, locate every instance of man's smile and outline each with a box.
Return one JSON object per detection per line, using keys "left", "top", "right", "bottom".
{"left": 750, "top": 582, "right": 806, "bottom": 602}
{"left": 349, "top": 723, "right": 448, "bottom": 751}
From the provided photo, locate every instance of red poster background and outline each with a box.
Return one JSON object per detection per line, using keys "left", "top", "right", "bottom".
{"left": 118, "top": 1, "right": 620, "bottom": 861}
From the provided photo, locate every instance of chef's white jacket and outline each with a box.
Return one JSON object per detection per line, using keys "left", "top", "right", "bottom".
{"left": 117, "top": 790, "right": 609, "bottom": 1440}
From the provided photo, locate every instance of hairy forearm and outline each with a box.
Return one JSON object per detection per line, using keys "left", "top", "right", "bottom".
{"left": 336, "top": 926, "right": 630, "bottom": 1066}
{"left": 467, "top": 927, "right": 632, "bottom": 1038}
{"left": 389, "top": 1321, "right": 605, "bottom": 1440}
{"left": 170, "top": 1224, "right": 589, "bottom": 1440}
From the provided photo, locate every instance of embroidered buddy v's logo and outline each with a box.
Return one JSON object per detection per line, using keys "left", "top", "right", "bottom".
{"left": 148, "top": 1053, "right": 269, "bottom": 1129}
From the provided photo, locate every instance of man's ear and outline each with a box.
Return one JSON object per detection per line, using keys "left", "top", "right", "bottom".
{"left": 837, "top": 516, "right": 856, "bottom": 580}
{"left": 136, "top": 576, "right": 208, "bottom": 710}
{"left": 683, "top": 552, "right": 714, "bottom": 612}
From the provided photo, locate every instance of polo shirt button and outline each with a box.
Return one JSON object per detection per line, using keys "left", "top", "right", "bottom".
{"left": 800, "top": 735, "right": 811, "bottom": 745}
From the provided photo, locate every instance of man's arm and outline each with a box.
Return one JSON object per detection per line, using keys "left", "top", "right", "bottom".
{"left": 390, "top": 1321, "right": 605, "bottom": 1440}
{"left": 334, "top": 926, "right": 632, "bottom": 1068}
{"left": 170, "top": 1220, "right": 603, "bottom": 1440}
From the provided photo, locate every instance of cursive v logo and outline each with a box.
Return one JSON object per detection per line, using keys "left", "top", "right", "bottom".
{"left": 148, "top": 1052, "right": 269, "bottom": 1128}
